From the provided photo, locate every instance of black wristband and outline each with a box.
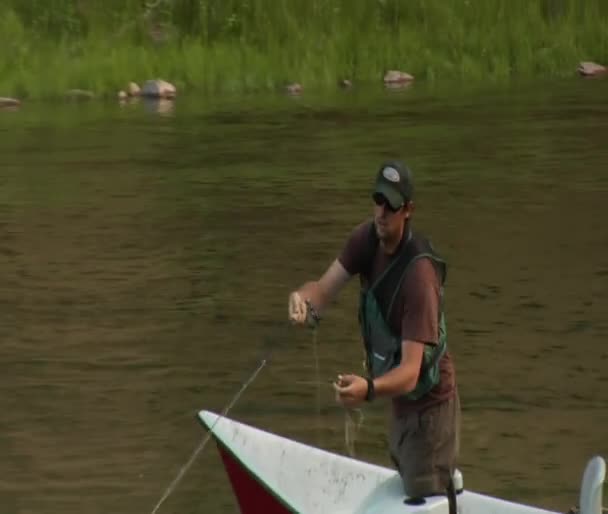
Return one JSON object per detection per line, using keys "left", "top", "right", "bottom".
{"left": 365, "top": 377, "right": 375, "bottom": 402}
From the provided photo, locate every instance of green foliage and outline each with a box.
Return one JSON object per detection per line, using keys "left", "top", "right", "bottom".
{"left": 0, "top": 0, "right": 607, "bottom": 99}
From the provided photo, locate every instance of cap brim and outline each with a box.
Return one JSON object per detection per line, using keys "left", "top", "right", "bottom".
{"left": 374, "top": 182, "right": 404, "bottom": 210}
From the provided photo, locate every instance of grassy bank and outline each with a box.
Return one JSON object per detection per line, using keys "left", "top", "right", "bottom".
{"left": 1, "top": 0, "right": 607, "bottom": 100}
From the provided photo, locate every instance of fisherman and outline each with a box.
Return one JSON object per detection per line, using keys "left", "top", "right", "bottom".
{"left": 288, "top": 160, "right": 460, "bottom": 510}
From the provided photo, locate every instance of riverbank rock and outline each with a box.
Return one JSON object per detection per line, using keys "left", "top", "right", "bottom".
{"left": 578, "top": 61, "right": 607, "bottom": 77}
{"left": 141, "top": 79, "right": 176, "bottom": 99}
{"left": 285, "top": 83, "right": 303, "bottom": 95}
{"left": 118, "top": 91, "right": 128, "bottom": 101}
{"left": 127, "top": 82, "right": 141, "bottom": 96}
{"left": 383, "top": 70, "right": 414, "bottom": 84}
{"left": 65, "top": 89, "right": 95, "bottom": 101}
{"left": 0, "top": 97, "right": 20, "bottom": 109}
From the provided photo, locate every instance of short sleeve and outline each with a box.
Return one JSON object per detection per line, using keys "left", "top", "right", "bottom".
{"left": 337, "top": 221, "right": 374, "bottom": 276}
{"left": 400, "top": 257, "right": 441, "bottom": 345}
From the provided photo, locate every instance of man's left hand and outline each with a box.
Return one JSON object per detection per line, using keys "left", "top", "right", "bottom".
{"left": 333, "top": 374, "right": 368, "bottom": 407}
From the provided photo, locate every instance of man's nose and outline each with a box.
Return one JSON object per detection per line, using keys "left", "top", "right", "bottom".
{"left": 378, "top": 203, "right": 390, "bottom": 215}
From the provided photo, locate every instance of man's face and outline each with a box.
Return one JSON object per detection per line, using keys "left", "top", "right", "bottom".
{"left": 373, "top": 193, "right": 412, "bottom": 241}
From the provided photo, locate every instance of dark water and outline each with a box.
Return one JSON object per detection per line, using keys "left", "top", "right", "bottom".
{"left": 1, "top": 78, "right": 607, "bottom": 514}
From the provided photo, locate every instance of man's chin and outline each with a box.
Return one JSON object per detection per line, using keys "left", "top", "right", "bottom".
{"left": 374, "top": 224, "right": 388, "bottom": 239}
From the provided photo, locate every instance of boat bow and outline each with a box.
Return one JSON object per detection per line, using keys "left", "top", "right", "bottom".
{"left": 198, "top": 410, "right": 605, "bottom": 514}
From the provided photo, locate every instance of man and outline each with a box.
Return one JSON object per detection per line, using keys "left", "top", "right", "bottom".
{"left": 288, "top": 160, "right": 460, "bottom": 509}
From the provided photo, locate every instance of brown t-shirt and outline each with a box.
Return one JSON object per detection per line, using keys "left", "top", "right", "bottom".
{"left": 338, "top": 220, "right": 456, "bottom": 416}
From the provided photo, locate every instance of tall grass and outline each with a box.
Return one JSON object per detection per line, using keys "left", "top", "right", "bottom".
{"left": 1, "top": 0, "right": 607, "bottom": 99}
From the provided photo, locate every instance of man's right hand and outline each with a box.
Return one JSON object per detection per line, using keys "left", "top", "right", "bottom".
{"left": 288, "top": 291, "right": 308, "bottom": 325}
{"left": 287, "top": 260, "right": 350, "bottom": 327}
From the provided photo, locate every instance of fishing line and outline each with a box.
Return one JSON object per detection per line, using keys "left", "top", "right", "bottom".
{"left": 149, "top": 301, "right": 326, "bottom": 514}
{"left": 344, "top": 407, "right": 365, "bottom": 457}
{"left": 149, "top": 355, "right": 269, "bottom": 514}
{"left": 149, "top": 315, "right": 299, "bottom": 514}
{"left": 311, "top": 324, "right": 323, "bottom": 446}
{"left": 307, "top": 302, "right": 365, "bottom": 458}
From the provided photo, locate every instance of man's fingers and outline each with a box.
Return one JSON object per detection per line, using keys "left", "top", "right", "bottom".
{"left": 338, "top": 374, "right": 355, "bottom": 386}
{"left": 332, "top": 382, "right": 346, "bottom": 393}
{"left": 334, "top": 383, "right": 354, "bottom": 396}
{"left": 298, "top": 299, "right": 306, "bottom": 318}
{"left": 289, "top": 294, "right": 300, "bottom": 313}
{"left": 288, "top": 292, "right": 307, "bottom": 323}
{"left": 297, "top": 301, "right": 306, "bottom": 321}
{"left": 335, "top": 390, "right": 352, "bottom": 406}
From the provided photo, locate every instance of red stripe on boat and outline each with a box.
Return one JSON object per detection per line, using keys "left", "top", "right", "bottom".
{"left": 218, "top": 444, "right": 293, "bottom": 514}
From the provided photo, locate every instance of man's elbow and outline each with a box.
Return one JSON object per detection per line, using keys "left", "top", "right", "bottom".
{"left": 399, "top": 366, "right": 420, "bottom": 395}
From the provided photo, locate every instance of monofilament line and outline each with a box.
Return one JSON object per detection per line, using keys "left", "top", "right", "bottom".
{"left": 311, "top": 326, "right": 322, "bottom": 446}
{"left": 149, "top": 358, "right": 269, "bottom": 514}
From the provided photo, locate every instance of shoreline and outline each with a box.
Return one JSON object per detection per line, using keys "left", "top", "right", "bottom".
{"left": 0, "top": 56, "right": 605, "bottom": 109}
{"left": 2, "top": 0, "right": 607, "bottom": 104}
{"left": 1, "top": 70, "right": 605, "bottom": 119}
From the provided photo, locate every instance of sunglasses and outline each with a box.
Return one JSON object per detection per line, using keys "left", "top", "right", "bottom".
{"left": 372, "top": 193, "right": 402, "bottom": 213}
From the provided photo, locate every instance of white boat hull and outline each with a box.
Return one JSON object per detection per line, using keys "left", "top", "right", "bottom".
{"left": 197, "top": 410, "right": 605, "bottom": 514}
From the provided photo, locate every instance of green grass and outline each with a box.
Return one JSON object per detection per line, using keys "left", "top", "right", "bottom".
{"left": 1, "top": 0, "right": 608, "bottom": 100}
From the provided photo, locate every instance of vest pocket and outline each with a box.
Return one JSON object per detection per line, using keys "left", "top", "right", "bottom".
{"left": 368, "top": 323, "right": 401, "bottom": 377}
{"left": 361, "top": 291, "right": 401, "bottom": 378}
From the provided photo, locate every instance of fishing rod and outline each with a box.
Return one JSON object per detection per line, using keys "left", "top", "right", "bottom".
{"left": 148, "top": 301, "right": 321, "bottom": 514}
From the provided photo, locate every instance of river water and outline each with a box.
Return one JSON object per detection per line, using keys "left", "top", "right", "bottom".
{"left": 1, "top": 77, "right": 607, "bottom": 514}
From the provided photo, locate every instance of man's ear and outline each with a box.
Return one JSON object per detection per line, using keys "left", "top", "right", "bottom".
{"left": 404, "top": 200, "right": 415, "bottom": 219}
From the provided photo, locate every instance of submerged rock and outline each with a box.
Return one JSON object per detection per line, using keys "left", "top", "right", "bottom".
{"left": 65, "top": 89, "right": 95, "bottom": 101}
{"left": 578, "top": 61, "right": 607, "bottom": 77}
{"left": 383, "top": 70, "right": 414, "bottom": 84}
{"left": 338, "top": 79, "right": 353, "bottom": 89}
{"left": 141, "top": 79, "right": 176, "bottom": 99}
{"left": 0, "top": 97, "right": 20, "bottom": 109}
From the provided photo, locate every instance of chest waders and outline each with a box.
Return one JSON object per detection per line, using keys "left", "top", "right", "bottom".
{"left": 358, "top": 229, "right": 447, "bottom": 401}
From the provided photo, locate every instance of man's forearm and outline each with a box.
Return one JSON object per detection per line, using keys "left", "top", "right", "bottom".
{"left": 373, "top": 340, "right": 424, "bottom": 398}
{"left": 293, "top": 259, "right": 351, "bottom": 319}
{"left": 297, "top": 281, "right": 329, "bottom": 313}
{"left": 373, "top": 363, "right": 419, "bottom": 398}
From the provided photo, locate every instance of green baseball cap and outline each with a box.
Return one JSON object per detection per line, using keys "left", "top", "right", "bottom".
{"left": 373, "top": 160, "right": 414, "bottom": 210}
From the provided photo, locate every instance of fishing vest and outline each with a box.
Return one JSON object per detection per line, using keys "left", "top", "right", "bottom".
{"left": 358, "top": 224, "right": 448, "bottom": 401}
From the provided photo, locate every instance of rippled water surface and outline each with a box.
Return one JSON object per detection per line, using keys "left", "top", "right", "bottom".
{"left": 1, "top": 78, "right": 607, "bottom": 514}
